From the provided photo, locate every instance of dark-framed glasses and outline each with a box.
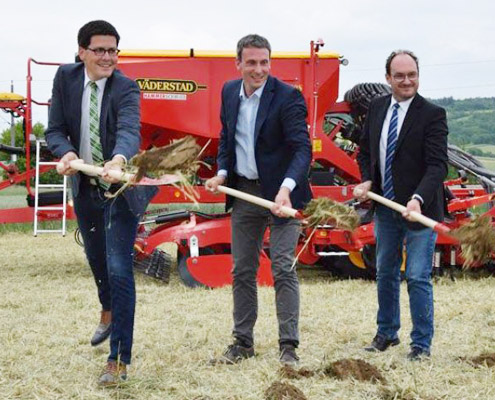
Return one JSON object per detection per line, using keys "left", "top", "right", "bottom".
{"left": 86, "top": 47, "right": 120, "bottom": 57}
{"left": 392, "top": 72, "right": 418, "bottom": 82}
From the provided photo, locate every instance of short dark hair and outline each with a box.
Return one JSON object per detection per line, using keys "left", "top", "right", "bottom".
{"left": 77, "top": 20, "right": 120, "bottom": 48}
{"left": 236, "top": 34, "right": 271, "bottom": 60}
{"left": 385, "top": 50, "right": 419, "bottom": 75}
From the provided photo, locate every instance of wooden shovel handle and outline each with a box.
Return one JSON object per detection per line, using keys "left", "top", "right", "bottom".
{"left": 217, "top": 185, "right": 303, "bottom": 219}
{"left": 364, "top": 190, "right": 451, "bottom": 235}
{"left": 58, "top": 159, "right": 136, "bottom": 182}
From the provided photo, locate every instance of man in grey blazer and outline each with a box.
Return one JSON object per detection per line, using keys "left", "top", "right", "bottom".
{"left": 45, "top": 20, "right": 155, "bottom": 385}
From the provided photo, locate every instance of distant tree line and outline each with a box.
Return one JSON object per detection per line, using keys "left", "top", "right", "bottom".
{"left": 430, "top": 97, "right": 495, "bottom": 154}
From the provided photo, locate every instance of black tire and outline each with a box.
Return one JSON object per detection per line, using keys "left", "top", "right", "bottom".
{"left": 319, "top": 252, "right": 376, "bottom": 280}
{"left": 344, "top": 83, "right": 391, "bottom": 143}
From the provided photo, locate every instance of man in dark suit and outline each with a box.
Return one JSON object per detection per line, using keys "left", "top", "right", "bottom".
{"left": 45, "top": 20, "right": 155, "bottom": 385}
{"left": 206, "top": 34, "right": 312, "bottom": 366}
{"left": 353, "top": 50, "right": 448, "bottom": 360}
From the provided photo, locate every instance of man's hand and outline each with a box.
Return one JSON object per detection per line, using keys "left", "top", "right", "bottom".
{"left": 101, "top": 155, "right": 125, "bottom": 184}
{"left": 205, "top": 175, "right": 226, "bottom": 194}
{"left": 271, "top": 186, "right": 292, "bottom": 218}
{"left": 402, "top": 198, "right": 422, "bottom": 221}
{"left": 353, "top": 180, "right": 372, "bottom": 202}
{"left": 56, "top": 152, "right": 79, "bottom": 175}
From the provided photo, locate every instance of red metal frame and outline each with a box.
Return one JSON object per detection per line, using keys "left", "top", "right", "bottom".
{"left": 0, "top": 59, "right": 75, "bottom": 224}
{"left": 3, "top": 42, "right": 494, "bottom": 284}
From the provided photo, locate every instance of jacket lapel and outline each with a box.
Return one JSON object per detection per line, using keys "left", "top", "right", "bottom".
{"left": 71, "top": 68, "right": 84, "bottom": 145}
{"left": 100, "top": 73, "right": 113, "bottom": 151}
{"left": 371, "top": 95, "right": 390, "bottom": 161}
{"left": 254, "top": 76, "right": 274, "bottom": 142}
{"left": 227, "top": 80, "right": 242, "bottom": 141}
{"left": 395, "top": 94, "right": 423, "bottom": 154}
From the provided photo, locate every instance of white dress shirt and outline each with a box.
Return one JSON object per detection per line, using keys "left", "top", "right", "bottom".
{"left": 379, "top": 96, "right": 414, "bottom": 192}
{"left": 218, "top": 81, "right": 296, "bottom": 191}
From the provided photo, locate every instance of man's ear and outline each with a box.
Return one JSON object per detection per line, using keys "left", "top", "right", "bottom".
{"left": 78, "top": 47, "right": 85, "bottom": 62}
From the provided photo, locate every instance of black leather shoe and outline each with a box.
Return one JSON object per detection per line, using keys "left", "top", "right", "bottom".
{"left": 91, "top": 322, "right": 112, "bottom": 346}
{"left": 212, "top": 342, "right": 255, "bottom": 365}
{"left": 364, "top": 335, "right": 400, "bottom": 352}
{"left": 407, "top": 346, "right": 431, "bottom": 361}
{"left": 280, "top": 344, "right": 300, "bottom": 366}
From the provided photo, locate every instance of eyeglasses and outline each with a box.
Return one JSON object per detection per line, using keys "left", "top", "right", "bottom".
{"left": 391, "top": 72, "right": 418, "bottom": 82}
{"left": 86, "top": 47, "right": 120, "bottom": 57}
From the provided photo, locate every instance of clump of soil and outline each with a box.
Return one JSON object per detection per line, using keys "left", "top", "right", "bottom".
{"left": 265, "top": 381, "right": 307, "bottom": 400}
{"left": 279, "top": 365, "right": 316, "bottom": 379}
{"left": 130, "top": 135, "right": 201, "bottom": 181}
{"left": 324, "top": 358, "right": 386, "bottom": 384}
{"left": 461, "top": 352, "right": 495, "bottom": 367}
{"left": 451, "top": 215, "right": 495, "bottom": 266}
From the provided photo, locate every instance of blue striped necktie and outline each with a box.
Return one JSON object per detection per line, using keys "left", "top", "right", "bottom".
{"left": 89, "top": 82, "right": 110, "bottom": 190}
{"left": 383, "top": 103, "right": 400, "bottom": 200}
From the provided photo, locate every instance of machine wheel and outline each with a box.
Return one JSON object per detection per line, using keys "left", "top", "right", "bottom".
{"left": 319, "top": 251, "right": 376, "bottom": 280}
{"left": 344, "top": 83, "right": 391, "bottom": 143}
{"left": 177, "top": 245, "right": 231, "bottom": 288}
{"left": 177, "top": 247, "right": 215, "bottom": 288}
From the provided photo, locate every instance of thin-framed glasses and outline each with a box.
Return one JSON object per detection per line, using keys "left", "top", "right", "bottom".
{"left": 392, "top": 72, "right": 418, "bottom": 82}
{"left": 86, "top": 47, "right": 120, "bottom": 57}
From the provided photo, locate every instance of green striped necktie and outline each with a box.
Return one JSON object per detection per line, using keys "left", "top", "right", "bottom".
{"left": 89, "top": 81, "right": 110, "bottom": 190}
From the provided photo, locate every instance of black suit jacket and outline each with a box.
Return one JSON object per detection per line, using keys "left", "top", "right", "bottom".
{"left": 45, "top": 63, "right": 156, "bottom": 217}
{"left": 217, "top": 76, "right": 312, "bottom": 220}
{"left": 357, "top": 94, "right": 448, "bottom": 228}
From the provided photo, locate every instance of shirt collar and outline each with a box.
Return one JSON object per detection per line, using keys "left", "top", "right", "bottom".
{"left": 84, "top": 69, "right": 108, "bottom": 91}
{"left": 390, "top": 95, "right": 415, "bottom": 112}
{"left": 239, "top": 80, "right": 267, "bottom": 100}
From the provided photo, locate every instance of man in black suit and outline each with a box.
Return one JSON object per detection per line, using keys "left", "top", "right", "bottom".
{"left": 354, "top": 50, "right": 448, "bottom": 360}
{"left": 206, "top": 34, "right": 312, "bottom": 366}
{"left": 45, "top": 20, "right": 155, "bottom": 384}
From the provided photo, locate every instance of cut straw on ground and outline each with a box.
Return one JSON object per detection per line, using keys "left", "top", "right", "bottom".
{"left": 2, "top": 232, "right": 495, "bottom": 399}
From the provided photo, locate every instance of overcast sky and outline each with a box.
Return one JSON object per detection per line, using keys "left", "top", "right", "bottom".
{"left": 1, "top": 0, "right": 494, "bottom": 132}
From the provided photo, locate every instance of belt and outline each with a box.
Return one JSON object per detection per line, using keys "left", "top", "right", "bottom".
{"left": 236, "top": 174, "right": 261, "bottom": 185}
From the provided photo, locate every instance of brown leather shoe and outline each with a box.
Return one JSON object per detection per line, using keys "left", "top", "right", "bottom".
{"left": 91, "top": 311, "right": 112, "bottom": 346}
{"left": 98, "top": 361, "right": 127, "bottom": 386}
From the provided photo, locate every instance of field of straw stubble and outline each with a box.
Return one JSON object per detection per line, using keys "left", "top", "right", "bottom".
{"left": 1, "top": 232, "right": 495, "bottom": 399}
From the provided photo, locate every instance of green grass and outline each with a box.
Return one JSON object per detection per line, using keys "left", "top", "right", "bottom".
{"left": 465, "top": 144, "right": 495, "bottom": 154}
{"left": 475, "top": 156, "right": 495, "bottom": 171}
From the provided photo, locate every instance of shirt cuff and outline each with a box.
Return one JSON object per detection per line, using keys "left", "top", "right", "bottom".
{"left": 113, "top": 154, "right": 128, "bottom": 164}
{"left": 217, "top": 169, "right": 228, "bottom": 178}
{"left": 281, "top": 178, "right": 296, "bottom": 192}
{"left": 412, "top": 194, "right": 424, "bottom": 205}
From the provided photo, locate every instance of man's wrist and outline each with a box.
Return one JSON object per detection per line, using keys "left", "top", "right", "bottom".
{"left": 411, "top": 194, "right": 424, "bottom": 205}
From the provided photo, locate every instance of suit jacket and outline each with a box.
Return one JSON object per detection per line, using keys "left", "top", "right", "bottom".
{"left": 217, "top": 76, "right": 312, "bottom": 220}
{"left": 45, "top": 63, "right": 157, "bottom": 217}
{"left": 357, "top": 94, "right": 448, "bottom": 229}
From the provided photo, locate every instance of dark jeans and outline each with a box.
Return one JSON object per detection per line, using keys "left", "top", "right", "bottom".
{"left": 231, "top": 178, "right": 301, "bottom": 348}
{"left": 73, "top": 180, "right": 139, "bottom": 365}
{"left": 374, "top": 205, "right": 437, "bottom": 351}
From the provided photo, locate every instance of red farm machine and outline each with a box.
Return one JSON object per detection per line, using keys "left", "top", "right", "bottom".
{"left": 2, "top": 40, "right": 495, "bottom": 286}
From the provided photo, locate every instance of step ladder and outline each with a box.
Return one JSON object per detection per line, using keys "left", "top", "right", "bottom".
{"left": 33, "top": 139, "right": 68, "bottom": 236}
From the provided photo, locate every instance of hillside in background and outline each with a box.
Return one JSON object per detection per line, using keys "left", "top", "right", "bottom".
{"left": 431, "top": 97, "right": 495, "bottom": 155}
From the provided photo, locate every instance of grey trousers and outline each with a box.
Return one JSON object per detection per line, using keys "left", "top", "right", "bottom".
{"left": 231, "top": 178, "right": 301, "bottom": 348}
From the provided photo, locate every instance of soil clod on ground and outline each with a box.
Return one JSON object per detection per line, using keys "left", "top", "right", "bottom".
{"left": 279, "top": 365, "right": 316, "bottom": 379}
{"left": 461, "top": 352, "right": 495, "bottom": 367}
{"left": 265, "top": 381, "right": 308, "bottom": 400}
{"left": 324, "top": 358, "right": 386, "bottom": 384}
